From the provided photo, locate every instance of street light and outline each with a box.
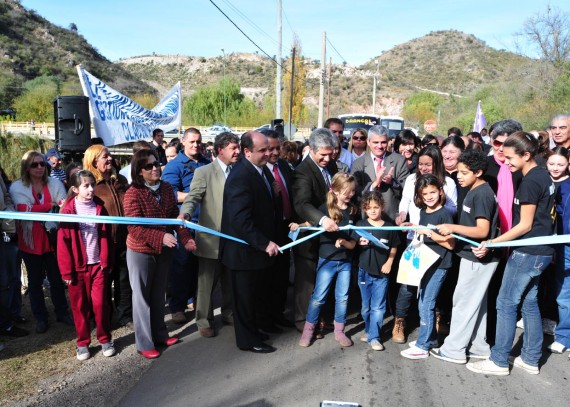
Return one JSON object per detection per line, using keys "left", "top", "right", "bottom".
{"left": 221, "top": 49, "right": 227, "bottom": 125}
{"left": 372, "top": 59, "right": 379, "bottom": 115}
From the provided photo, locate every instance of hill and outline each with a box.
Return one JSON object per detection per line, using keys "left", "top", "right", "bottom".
{"left": 118, "top": 30, "right": 532, "bottom": 119}
{"left": 0, "top": 0, "right": 155, "bottom": 109}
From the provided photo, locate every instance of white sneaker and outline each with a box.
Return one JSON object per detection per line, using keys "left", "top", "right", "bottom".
{"left": 408, "top": 340, "right": 416, "bottom": 347}
{"left": 401, "top": 345, "right": 429, "bottom": 360}
{"left": 466, "top": 359, "right": 509, "bottom": 376}
{"left": 542, "top": 318, "right": 557, "bottom": 336}
{"left": 370, "top": 339, "right": 384, "bottom": 351}
{"left": 102, "top": 341, "right": 116, "bottom": 357}
{"left": 360, "top": 333, "right": 368, "bottom": 343}
{"left": 76, "top": 346, "right": 90, "bottom": 361}
{"left": 516, "top": 319, "right": 524, "bottom": 330}
{"left": 508, "top": 356, "right": 539, "bottom": 375}
{"left": 430, "top": 348, "right": 466, "bottom": 364}
{"left": 466, "top": 351, "right": 490, "bottom": 360}
{"left": 547, "top": 341, "right": 567, "bottom": 354}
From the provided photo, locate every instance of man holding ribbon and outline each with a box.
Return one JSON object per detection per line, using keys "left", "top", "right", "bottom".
{"left": 291, "top": 128, "right": 339, "bottom": 332}
{"left": 219, "top": 131, "right": 279, "bottom": 353}
{"left": 178, "top": 132, "right": 240, "bottom": 337}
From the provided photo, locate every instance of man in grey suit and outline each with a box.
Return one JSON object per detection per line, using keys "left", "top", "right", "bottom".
{"left": 178, "top": 132, "right": 241, "bottom": 337}
{"left": 351, "top": 125, "right": 410, "bottom": 220}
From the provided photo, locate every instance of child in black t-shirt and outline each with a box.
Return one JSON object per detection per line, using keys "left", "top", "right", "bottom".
{"left": 401, "top": 174, "right": 455, "bottom": 360}
{"left": 467, "top": 131, "right": 555, "bottom": 376}
{"left": 431, "top": 150, "right": 500, "bottom": 364}
{"left": 296, "top": 173, "right": 357, "bottom": 348}
{"left": 356, "top": 190, "right": 400, "bottom": 351}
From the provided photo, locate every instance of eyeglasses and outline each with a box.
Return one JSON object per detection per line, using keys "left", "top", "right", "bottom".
{"left": 30, "top": 162, "right": 46, "bottom": 168}
{"left": 142, "top": 162, "right": 161, "bottom": 171}
{"left": 352, "top": 136, "right": 367, "bottom": 141}
{"left": 493, "top": 139, "right": 504, "bottom": 148}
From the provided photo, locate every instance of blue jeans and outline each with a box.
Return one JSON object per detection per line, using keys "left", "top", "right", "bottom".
{"left": 554, "top": 245, "right": 570, "bottom": 348}
{"left": 416, "top": 266, "right": 448, "bottom": 351}
{"left": 490, "top": 250, "right": 552, "bottom": 368}
{"left": 358, "top": 269, "right": 389, "bottom": 342}
{"left": 306, "top": 258, "right": 351, "bottom": 324}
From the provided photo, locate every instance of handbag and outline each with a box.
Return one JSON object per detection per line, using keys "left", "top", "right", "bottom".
{"left": 396, "top": 233, "right": 440, "bottom": 287}
{"left": 42, "top": 205, "right": 60, "bottom": 246}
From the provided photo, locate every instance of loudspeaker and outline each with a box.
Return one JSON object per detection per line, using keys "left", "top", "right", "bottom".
{"left": 271, "top": 118, "right": 284, "bottom": 137}
{"left": 54, "top": 96, "right": 91, "bottom": 152}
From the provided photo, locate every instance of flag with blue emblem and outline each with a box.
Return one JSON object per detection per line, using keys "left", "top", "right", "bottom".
{"left": 77, "top": 65, "right": 182, "bottom": 146}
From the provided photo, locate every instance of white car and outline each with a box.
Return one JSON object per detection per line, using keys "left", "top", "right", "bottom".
{"left": 202, "top": 125, "right": 233, "bottom": 137}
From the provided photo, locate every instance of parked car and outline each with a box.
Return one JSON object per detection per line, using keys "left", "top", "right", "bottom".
{"left": 202, "top": 124, "right": 233, "bottom": 137}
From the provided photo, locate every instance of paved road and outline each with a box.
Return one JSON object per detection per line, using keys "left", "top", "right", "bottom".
{"left": 118, "top": 316, "right": 570, "bottom": 407}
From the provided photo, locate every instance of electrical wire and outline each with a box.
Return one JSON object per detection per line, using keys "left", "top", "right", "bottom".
{"left": 326, "top": 36, "right": 348, "bottom": 65}
{"left": 209, "top": 0, "right": 289, "bottom": 73}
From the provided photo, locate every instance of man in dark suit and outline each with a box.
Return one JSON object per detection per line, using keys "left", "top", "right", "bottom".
{"left": 220, "top": 131, "right": 280, "bottom": 353}
{"left": 351, "top": 125, "right": 409, "bottom": 221}
{"left": 292, "top": 128, "right": 339, "bottom": 332}
{"left": 259, "top": 129, "right": 295, "bottom": 331}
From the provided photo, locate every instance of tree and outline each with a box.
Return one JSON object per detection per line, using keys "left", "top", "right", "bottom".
{"left": 519, "top": 5, "right": 570, "bottom": 68}
{"left": 402, "top": 92, "right": 445, "bottom": 127}
{"left": 69, "top": 23, "right": 78, "bottom": 32}
{"left": 182, "top": 78, "right": 259, "bottom": 126}
{"left": 13, "top": 75, "right": 60, "bottom": 121}
{"left": 282, "top": 37, "right": 308, "bottom": 126}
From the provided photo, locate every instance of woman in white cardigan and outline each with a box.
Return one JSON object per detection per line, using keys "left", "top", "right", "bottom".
{"left": 10, "top": 150, "right": 71, "bottom": 334}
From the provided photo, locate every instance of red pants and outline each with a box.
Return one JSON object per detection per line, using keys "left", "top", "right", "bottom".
{"left": 68, "top": 264, "right": 111, "bottom": 347}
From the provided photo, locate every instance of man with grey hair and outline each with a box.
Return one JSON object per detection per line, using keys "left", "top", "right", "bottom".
{"left": 550, "top": 114, "right": 570, "bottom": 149}
{"left": 291, "top": 128, "right": 339, "bottom": 332}
{"left": 351, "top": 125, "right": 409, "bottom": 220}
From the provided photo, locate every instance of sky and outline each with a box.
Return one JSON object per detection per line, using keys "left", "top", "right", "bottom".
{"left": 19, "top": 0, "right": 570, "bottom": 66}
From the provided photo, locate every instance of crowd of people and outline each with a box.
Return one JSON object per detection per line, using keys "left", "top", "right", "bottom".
{"left": 1, "top": 115, "right": 569, "bottom": 378}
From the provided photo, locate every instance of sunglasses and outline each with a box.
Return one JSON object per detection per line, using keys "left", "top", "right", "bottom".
{"left": 30, "top": 161, "right": 46, "bottom": 168}
{"left": 352, "top": 136, "right": 367, "bottom": 141}
{"left": 142, "top": 162, "right": 161, "bottom": 171}
{"left": 493, "top": 139, "right": 504, "bottom": 148}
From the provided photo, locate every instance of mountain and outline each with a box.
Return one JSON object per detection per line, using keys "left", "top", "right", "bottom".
{"left": 118, "top": 30, "right": 532, "bottom": 118}
{"left": 0, "top": 0, "right": 155, "bottom": 104}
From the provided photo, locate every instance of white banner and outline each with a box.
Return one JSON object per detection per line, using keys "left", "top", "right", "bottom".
{"left": 77, "top": 66, "right": 182, "bottom": 146}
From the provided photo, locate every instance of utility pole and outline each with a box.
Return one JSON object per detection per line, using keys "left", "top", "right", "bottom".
{"left": 327, "top": 57, "right": 332, "bottom": 118}
{"left": 221, "top": 49, "right": 227, "bottom": 124}
{"left": 317, "top": 32, "right": 326, "bottom": 128}
{"left": 288, "top": 47, "right": 296, "bottom": 139}
{"left": 372, "top": 59, "right": 379, "bottom": 115}
{"left": 276, "top": 0, "right": 282, "bottom": 119}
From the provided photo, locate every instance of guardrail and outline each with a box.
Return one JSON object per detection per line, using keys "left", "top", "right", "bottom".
{"left": 0, "top": 122, "right": 311, "bottom": 158}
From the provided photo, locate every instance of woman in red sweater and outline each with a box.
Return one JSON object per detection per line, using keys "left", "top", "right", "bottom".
{"left": 124, "top": 150, "right": 196, "bottom": 359}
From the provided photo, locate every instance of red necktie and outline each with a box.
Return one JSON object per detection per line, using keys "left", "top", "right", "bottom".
{"left": 273, "top": 165, "right": 292, "bottom": 219}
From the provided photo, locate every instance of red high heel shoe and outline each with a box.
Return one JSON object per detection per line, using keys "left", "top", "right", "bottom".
{"left": 163, "top": 337, "right": 179, "bottom": 347}
{"left": 138, "top": 349, "right": 160, "bottom": 359}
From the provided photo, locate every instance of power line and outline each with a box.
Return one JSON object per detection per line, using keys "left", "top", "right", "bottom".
{"left": 209, "top": 0, "right": 288, "bottom": 72}
{"left": 326, "top": 36, "right": 348, "bottom": 65}
{"left": 220, "top": 0, "right": 280, "bottom": 49}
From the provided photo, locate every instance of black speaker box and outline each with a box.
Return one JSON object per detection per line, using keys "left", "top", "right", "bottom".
{"left": 54, "top": 96, "right": 91, "bottom": 152}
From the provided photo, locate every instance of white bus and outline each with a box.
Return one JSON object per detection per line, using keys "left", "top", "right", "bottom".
{"left": 338, "top": 114, "right": 405, "bottom": 139}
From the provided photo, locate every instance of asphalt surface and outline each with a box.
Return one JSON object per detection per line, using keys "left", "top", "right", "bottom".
{"left": 118, "top": 316, "right": 570, "bottom": 407}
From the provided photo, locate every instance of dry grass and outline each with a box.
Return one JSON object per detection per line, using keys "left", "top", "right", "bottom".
{"left": 0, "top": 290, "right": 79, "bottom": 404}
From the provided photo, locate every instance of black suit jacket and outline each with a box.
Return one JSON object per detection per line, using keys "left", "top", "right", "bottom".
{"left": 220, "top": 158, "right": 276, "bottom": 270}
{"left": 291, "top": 156, "right": 338, "bottom": 258}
